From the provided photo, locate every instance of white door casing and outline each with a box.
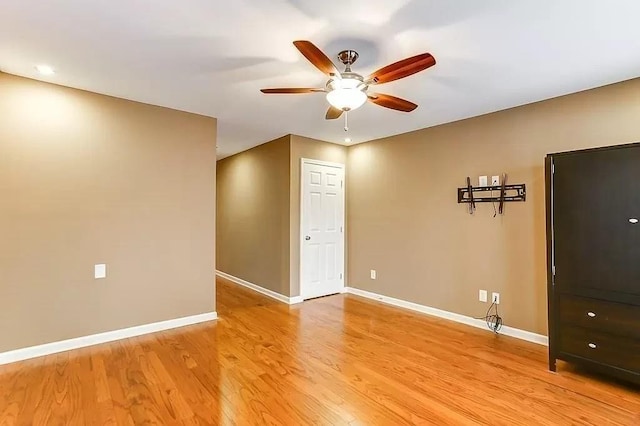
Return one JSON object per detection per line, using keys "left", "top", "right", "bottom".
{"left": 300, "top": 159, "right": 345, "bottom": 300}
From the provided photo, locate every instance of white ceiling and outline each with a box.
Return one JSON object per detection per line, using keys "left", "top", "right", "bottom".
{"left": 2, "top": 1, "right": 640, "bottom": 158}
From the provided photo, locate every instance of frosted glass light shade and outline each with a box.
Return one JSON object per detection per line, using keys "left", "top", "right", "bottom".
{"left": 326, "top": 77, "right": 367, "bottom": 111}
{"left": 326, "top": 88, "right": 367, "bottom": 111}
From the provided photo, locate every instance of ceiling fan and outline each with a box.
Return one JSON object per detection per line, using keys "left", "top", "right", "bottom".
{"left": 260, "top": 40, "right": 436, "bottom": 123}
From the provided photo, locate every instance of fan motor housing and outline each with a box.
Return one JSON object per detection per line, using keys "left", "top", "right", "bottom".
{"left": 325, "top": 72, "right": 367, "bottom": 91}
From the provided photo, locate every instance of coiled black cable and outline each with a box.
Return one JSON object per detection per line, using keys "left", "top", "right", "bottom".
{"left": 475, "top": 301, "right": 503, "bottom": 333}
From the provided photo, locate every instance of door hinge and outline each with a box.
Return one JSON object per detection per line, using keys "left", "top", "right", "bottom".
{"left": 341, "top": 180, "right": 343, "bottom": 188}
{"left": 552, "top": 265, "right": 556, "bottom": 276}
{"left": 340, "top": 226, "right": 343, "bottom": 233}
{"left": 552, "top": 163, "right": 555, "bottom": 174}
{"left": 340, "top": 273, "right": 343, "bottom": 279}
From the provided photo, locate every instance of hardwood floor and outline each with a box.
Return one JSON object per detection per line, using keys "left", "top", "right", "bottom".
{"left": 1, "top": 278, "right": 639, "bottom": 425}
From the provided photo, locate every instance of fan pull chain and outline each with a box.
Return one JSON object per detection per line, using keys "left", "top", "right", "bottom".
{"left": 344, "top": 111, "right": 349, "bottom": 131}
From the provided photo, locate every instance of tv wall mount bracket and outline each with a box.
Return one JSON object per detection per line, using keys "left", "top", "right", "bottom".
{"left": 457, "top": 175, "right": 526, "bottom": 215}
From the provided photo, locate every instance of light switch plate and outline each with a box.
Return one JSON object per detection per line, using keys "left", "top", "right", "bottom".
{"left": 479, "top": 176, "right": 488, "bottom": 187}
{"left": 370, "top": 269, "right": 377, "bottom": 280}
{"left": 479, "top": 290, "right": 488, "bottom": 303}
{"left": 95, "top": 264, "right": 107, "bottom": 279}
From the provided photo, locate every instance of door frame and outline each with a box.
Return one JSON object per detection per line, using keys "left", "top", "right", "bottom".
{"left": 299, "top": 158, "right": 346, "bottom": 300}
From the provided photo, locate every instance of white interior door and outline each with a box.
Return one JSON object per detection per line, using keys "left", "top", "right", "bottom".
{"left": 301, "top": 159, "right": 345, "bottom": 300}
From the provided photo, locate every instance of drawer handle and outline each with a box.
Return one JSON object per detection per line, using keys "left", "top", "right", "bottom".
{"left": 588, "top": 343, "right": 597, "bottom": 349}
{"left": 587, "top": 312, "right": 596, "bottom": 318}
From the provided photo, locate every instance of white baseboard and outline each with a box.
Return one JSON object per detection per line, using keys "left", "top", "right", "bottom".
{"left": 345, "top": 287, "right": 548, "bottom": 346}
{"left": 0, "top": 312, "right": 217, "bottom": 366}
{"left": 216, "top": 270, "right": 303, "bottom": 305}
{"left": 289, "top": 295, "right": 304, "bottom": 304}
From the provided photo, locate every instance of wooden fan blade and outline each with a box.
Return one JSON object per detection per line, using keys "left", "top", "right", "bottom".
{"left": 368, "top": 93, "right": 418, "bottom": 112}
{"left": 367, "top": 53, "right": 436, "bottom": 85}
{"left": 260, "top": 88, "right": 324, "bottom": 94}
{"left": 293, "top": 40, "right": 341, "bottom": 77}
{"left": 325, "top": 106, "right": 343, "bottom": 120}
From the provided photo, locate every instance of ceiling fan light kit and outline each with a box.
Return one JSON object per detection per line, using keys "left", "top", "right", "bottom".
{"left": 260, "top": 40, "right": 436, "bottom": 128}
{"left": 326, "top": 76, "right": 367, "bottom": 111}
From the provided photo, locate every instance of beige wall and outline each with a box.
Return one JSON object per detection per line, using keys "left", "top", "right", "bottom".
{"left": 216, "top": 136, "right": 291, "bottom": 295}
{"left": 289, "top": 135, "right": 347, "bottom": 297}
{"left": 0, "top": 73, "right": 217, "bottom": 353}
{"left": 347, "top": 77, "right": 640, "bottom": 335}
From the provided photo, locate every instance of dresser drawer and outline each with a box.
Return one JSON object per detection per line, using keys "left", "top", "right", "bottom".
{"left": 558, "top": 295, "right": 640, "bottom": 338}
{"left": 558, "top": 324, "right": 640, "bottom": 373}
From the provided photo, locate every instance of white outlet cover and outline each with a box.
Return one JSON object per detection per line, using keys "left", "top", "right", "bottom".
{"left": 492, "top": 292, "right": 500, "bottom": 304}
{"left": 492, "top": 175, "right": 500, "bottom": 186}
{"left": 370, "top": 269, "right": 377, "bottom": 280}
{"left": 95, "top": 264, "right": 107, "bottom": 279}
{"left": 479, "top": 176, "right": 488, "bottom": 187}
{"left": 479, "top": 290, "right": 488, "bottom": 302}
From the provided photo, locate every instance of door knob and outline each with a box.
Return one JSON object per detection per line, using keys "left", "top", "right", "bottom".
{"left": 305, "top": 236, "right": 311, "bottom": 241}
{"left": 629, "top": 218, "right": 638, "bottom": 224}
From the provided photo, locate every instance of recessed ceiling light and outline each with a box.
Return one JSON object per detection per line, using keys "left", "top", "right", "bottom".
{"left": 344, "top": 137, "right": 352, "bottom": 143}
{"left": 35, "top": 64, "right": 55, "bottom": 75}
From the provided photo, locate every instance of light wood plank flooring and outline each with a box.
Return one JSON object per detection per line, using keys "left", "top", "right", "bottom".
{"left": 1, "top": 277, "right": 639, "bottom": 425}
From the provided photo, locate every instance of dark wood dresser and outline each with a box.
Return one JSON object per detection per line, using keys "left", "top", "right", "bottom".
{"left": 545, "top": 143, "right": 640, "bottom": 385}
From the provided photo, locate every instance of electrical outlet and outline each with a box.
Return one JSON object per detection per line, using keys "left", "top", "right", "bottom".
{"left": 492, "top": 292, "right": 500, "bottom": 304}
{"left": 491, "top": 175, "right": 500, "bottom": 186}
{"left": 479, "top": 176, "right": 488, "bottom": 187}
{"left": 95, "top": 264, "right": 107, "bottom": 279}
{"left": 479, "top": 289, "right": 488, "bottom": 303}
{"left": 370, "top": 269, "right": 377, "bottom": 280}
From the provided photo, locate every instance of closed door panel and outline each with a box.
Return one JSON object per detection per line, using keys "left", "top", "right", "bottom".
{"left": 553, "top": 145, "right": 640, "bottom": 298}
{"left": 301, "top": 160, "right": 345, "bottom": 300}
{"left": 309, "top": 191, "right": 322, "bottom": 231}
